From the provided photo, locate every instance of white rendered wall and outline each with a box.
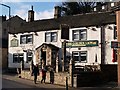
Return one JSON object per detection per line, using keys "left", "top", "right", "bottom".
{"left": 8, "top": 32, "right": 35, "bottom": 68}
{"left": 105, "top": 24, "right": 117, "bottom": 64}
{"left": 8, "top": 24, "right": 117, "bottom": 68}
{"left": 68, "top": 27, "right": 101, "bottom": 66}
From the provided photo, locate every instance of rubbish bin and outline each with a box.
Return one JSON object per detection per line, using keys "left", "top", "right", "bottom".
{"left": 73, "top": 74, "right": 77, "bottom": 88}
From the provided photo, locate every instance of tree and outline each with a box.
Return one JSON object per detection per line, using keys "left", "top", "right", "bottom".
{"left": 60, "top": 1, "right": 96, "bottom": 16}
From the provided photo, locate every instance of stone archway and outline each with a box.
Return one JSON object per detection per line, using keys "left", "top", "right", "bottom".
{"left": 35, "top": 43, "right": 59, "bottom": 71}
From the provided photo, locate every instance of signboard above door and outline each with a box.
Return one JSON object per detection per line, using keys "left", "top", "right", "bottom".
{"left": 62, "top": 40, "right": 98, "bottom": 48}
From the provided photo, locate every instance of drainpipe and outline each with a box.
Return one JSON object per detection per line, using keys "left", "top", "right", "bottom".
{"left": 101, "top": 25, "right": 106, "bottom": 64}
{"left": 62, "top": 40, "right": 66, "bottom": 72}
{"left": 116, "top": 10, "right": 120, "bottom": 87}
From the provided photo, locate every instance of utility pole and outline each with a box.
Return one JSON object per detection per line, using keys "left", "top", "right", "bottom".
{"left": 62, "top": 40, "right": 66, "bottom": 72}
{"left": 66, "top": 76, "right": 68, "bottom": 90}
{"left": 101, "top": 26, "right": 106, "bottom": 64}
{"left": 0, "top": 3, "right": 11, "bottom": 70}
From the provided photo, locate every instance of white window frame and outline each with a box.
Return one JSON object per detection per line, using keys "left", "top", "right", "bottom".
{"left": 102, "top": 6, "right": 105, "bottom": 10}
{"left": 94, "top": 8, "right": 96, "bottom": 11}
{"left": 72, "top": 29, "right": 87, "bottom": 41}
{"left": 73, "top": 30, "right": 79, "bottom": 41}
{"left": 72, "top": 51, "right": 87, "bottom": 63}
{"left": 80, "top": 30, "right": 87, "bottom": 40}
{"left": 111, "top": 3, "right": 114, "bottom": 7}
{"left": 80, "top": 51, "right": 87, "bottom": 63}
{"left": 20, "top": 34, "right": 33, "bottom": 44}
{"left": 27, "top": 35, "right": 33, "bottom": 44}
{"left": 13, "top": 53, "right": 24, "bottom": 63}
{"left": 26, "top": 52, "right": 33, "bottom": 63}
{"left": 51, "top": 32, "right": 57, "bottom": 42}
{"left": 45, "top": 32, "right": 57, "bottom": 42}
{"left": 21, "top": 36, "right": 26, "bottom": 44}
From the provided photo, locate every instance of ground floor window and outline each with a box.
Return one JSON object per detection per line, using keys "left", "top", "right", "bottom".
{"left": 13, "top": 53, "right": 24, "bottom": 63}
{"left": 26, "top": 52, "right": 33, "bottom": 63}
{"left": 72, "top": 51, "right": 87, "bottom": 63}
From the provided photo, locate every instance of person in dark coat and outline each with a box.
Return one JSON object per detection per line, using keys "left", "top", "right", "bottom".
{"left": 32, "top": 64, "right": 39, "bottom": 84}
{"left": 41, "top": 68, "right": 47, "bottom": 83}
{"left": 50, "top": 69, "right": 54, "bottom": 84}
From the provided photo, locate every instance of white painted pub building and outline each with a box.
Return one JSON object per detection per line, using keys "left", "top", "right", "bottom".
{"left": 8, "top": 7, "right": 117, "bottom": 71}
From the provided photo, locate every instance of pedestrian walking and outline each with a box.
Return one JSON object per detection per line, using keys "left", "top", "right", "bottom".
{"left": 32, "top": 64, "right": 39, "bottom": 84}
{"left": 50, "top": 69, "right": 54, "bottom": 84}
{"left": 41, "top": 68, "right": 47, "bottom": 83}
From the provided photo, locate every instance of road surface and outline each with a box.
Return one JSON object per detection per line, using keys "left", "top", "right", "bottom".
{"left": 1, "top": 74, "right": 120, "bottom": 90}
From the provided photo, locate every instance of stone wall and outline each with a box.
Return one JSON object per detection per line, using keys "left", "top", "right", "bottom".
{"left": 100, "top": 64, "right": 117, "bottom": 81}
{"left": 1, "top": 48, "right": 8, "bottom": 69}
{"left": 21, "top": 70, "right": 72, "bottom": 86}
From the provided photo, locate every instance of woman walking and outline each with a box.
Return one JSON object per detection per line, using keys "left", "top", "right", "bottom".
{"left": 41, "top": 68, "right": 47, "bottom": 83}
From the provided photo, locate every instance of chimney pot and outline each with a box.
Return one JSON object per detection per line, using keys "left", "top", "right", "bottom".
{"left": 32, "top": 6, "right": 33, "bottom": 11}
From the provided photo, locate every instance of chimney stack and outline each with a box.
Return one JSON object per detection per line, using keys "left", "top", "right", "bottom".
{"left": 54, "top": 6, "right": 61, "bottom": 19}
{"left": 28, "top": 6, "right": 34, "bottom": 22}
{"left": 2, "top": 15, "right": 6, "bottom": 22}
{"left": 96, "top": 2, "right": 102, "bottom": 12}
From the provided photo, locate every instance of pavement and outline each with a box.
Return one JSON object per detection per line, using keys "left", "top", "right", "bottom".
{"left": 2, "top": 73, "right": 65, "bottom": 89}
{"left": 2, "top": 73, "right": 120, "bottom": 90}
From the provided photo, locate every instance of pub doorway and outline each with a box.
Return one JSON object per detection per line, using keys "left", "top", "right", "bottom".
{"left": 42, "top": 51, "right": 46, "bottom": 66}
{"left": 36, "top": 43, "right": 59, "bottom": 71}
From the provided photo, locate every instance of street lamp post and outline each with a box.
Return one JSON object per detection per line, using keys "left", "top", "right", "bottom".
{"left": 0, "top": 3, "right": 11, "bottom": 70}
{"left": 0, "top": 3, "right": 11, "bottom": 19}
{"left": 0, "top": 3, "right": 11, "bottom": 33}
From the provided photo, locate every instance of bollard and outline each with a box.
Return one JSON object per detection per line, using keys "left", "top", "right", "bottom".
{"left": 66, "top": 77, "right": 68, "bottom": 90}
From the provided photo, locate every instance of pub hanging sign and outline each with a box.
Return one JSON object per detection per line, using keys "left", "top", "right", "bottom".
{"left": 64, "top": 40, "right": 98, "bottom": 48}
{"left": 11, "top": 38, "right": 18, "bottom": 47}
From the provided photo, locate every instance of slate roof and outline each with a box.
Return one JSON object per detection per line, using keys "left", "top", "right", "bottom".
{"left": 3, "top": 15, "right": 26, "bottom": 28}
{"left": 9, "top": 11, "right": 116, "bottom": 34}
{"left": 2, "top": 15, "right": 26, "bottom": 48}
